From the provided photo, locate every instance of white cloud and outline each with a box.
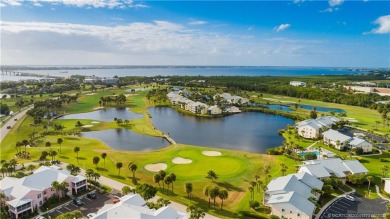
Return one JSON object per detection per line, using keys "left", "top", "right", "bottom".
{"left": 328, "top": 0, "right": 344, "bottom": 7}
{"left": 3, "top": 0, "right": 148, "bottom": 9}
{"left": 2, "top": 0, "right": 22, "bottom": 6}
{"left": 367, "top": 15, "right": 390, "bottom": 34}
{"left": 293, "top": 0, "right": 305, "bottom": 4}
{"left": 275, "top": 24, "right": 291, "bottom": 32}
{"left": 0, "top": 3, "right": 6, "bottom": 7}
{"left": 188, "top": 20, "right": 208, "bottom": 26}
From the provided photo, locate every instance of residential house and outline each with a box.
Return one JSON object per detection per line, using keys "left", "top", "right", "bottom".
{"left": 101, "top": 78, "right": 119, "bottom": 84}
{"left": 289, "top": 81, "right": 307, "bottom": 87}
{"left": 349, "top": 137, "right": 373, "bottom": 153}
{"left": 0, "top": 166, "right": 87, "bottom": 219}
{"left": 207, "top": 105, "right": 222, "bottom": 115}
{"left": 265, "top": 172, "right": 323, "bottom": 219}
{"left": 90, "top": 194, "right": 188, "bottom": 219}
{"left": 188, "top": 102, "right": 209, "bottom": 114}
{"left": 322, "top": 129, "right": 352, "bottom": 150}
{"left": 298, "top": 158, "right": 368, "bottom": 182}
{"left": 214, "top": 93, "right": 248, "bottom": 105}
{"left": 225, "top": 106, "right": 241, "bottom": 113}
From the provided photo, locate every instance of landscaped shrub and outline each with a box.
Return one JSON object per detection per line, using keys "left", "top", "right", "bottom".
{"left": 249, "top": 200, "right": 260, "bottom": 209}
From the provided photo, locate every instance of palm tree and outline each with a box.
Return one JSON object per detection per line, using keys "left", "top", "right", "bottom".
{"left": 185, "top": 182, "right": 193, "bottom": 199}
{"left": 45, "top": 141, "right": 51, "bottom": 149}
{"left": 22, "top": 139, "right": 29, "bottom": 153}
{"left": 86, "top": 169, "right": 95, "bottom": 180}
{"left": 57, "top": 138, "right": 63, "bottom": 152}
{"left": 128, "top": 162, "right": 137, "bottom": 180}
{"left": 93, "top": 156, "right": 100, "bottom": 170}
{"left": 218, "top": 189, "right": 228, "bottom": 210}
{"left": 209, "top": 186, "right": 220, "bottom": 209}
{"left": 248, "top": 186, "right": 254, "bottom": 200}
{"left": 170, "top": 173, "right": 176, "bottom": 193}
{"left": 74, "top": 147, "right": 80, "bottom": 163}
{"left": 51, "top": 181, "right": 60, "bottom": 199}
{"left": 9, "top": 159, "right": 17, "bottom": 173}
{"left": 116, "top": 162, "right": 123, "bottom": 176}
{"left": 158, "top": 170, "right": 167, "bottom": 190}
{"left": 203, "top": 186, "right": 211, "bottom": 207}
{"left": 206, "top": 170, "right": 218, "bottom": 182}
{"left": 101, "top": 153, "right": 107, "bottom": 167}
{"left": 382, "top": 166, "right": 389, "bottom": 177}
{"left": 164, "top": 175, "right": 172, "bottom": 193}
{"left": 49, "top": 150, "right": 57, "bottom": 162}
{"left": 153, "top": 173, "right": 162, "bottom": 188}
{"left": 366, "top": 176, "right": 373, "bottom": 197}
{"left": 257, "top": 180, "right": 263, "bottom": 194}
{"left": 75, "top": 121, "right": 83, "bottom": 129}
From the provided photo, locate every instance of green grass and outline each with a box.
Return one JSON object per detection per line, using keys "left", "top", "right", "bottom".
{"left": 252, "top": 93, "right": 388, "bottom": 134}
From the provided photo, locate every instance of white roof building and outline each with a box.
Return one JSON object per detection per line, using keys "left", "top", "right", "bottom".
{"left": 289, "top": 81, "right": 307, "bottom": 87}
{"left": 265, "top": 172, "right": 323, "bottom": 219}
{"left": 349, "top": 137, "right": 373, "bottom": 153}
{"left": 299, "top": 158, "right": 368, "bottom": 179}
{"left": 322, "top": 129, "right": 352, "bottom": 150}
{"left": 91, "top": 194, "right": 188, "bottom": 219}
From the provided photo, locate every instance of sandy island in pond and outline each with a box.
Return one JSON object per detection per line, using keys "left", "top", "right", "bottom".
{"left": 172, "top": 157, "right": 192, "bottom": 164}
{"left": 82, "top": 125, "right": 93, "bottom": 128}
{"left": 145, "top": 163, "right": 167, "bottom": 172}
{"left": 202, "top": 151, "right": 222, "bottom": 156}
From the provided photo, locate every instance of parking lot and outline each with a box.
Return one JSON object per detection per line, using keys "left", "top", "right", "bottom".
{"left": 320, "top": 193, "right": 388, "bottom": 219}
{"left": 46, "top": 190, "right": 121, "bottom": 218}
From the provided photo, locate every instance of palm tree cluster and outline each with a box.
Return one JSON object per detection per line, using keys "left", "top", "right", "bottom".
{"left": 0, "top": 159, "right": 18, "bottom": 177}
{"left": 66, "top": 164, "right": 81, "bottom": 176}
{"left": 113, "top": 117, "right": 130, "bottom": 125}
{"left": 146, "top": 197, "right": 171, "bottom": 210}
{"left": 51, "top": 181, "right": 69, "bottom": 199}
{"left": 152, "top": 170, "right": 176, "bottom": 194}
{"left": 14, "top": 139, "right": 31, "bottom": 159}
{"left": 128, "top": 162, "right": 138, "bottom": 184}
{"left": 99, "top": 94, "right": 126, "bottom": 106}
{"left": 205, "top": 170, "right": 218, "bottom": 182}
{"left": 86, "top": 169, "right": 100, "bottom": 182}
{"left": 203, "top": 185, "right": 229, "bottom": 210}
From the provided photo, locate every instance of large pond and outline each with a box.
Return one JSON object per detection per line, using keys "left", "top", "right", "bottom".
{"left": 148, "top": 107, "right": 294, "bottom": 153}
{"left": 259, "top": 104, "right": 345, "bottom": 113}
{"left": 61, "top": 108, "right": 143, "bottom": 122}
{"left": 79, "top": 128, "right": 170, "bottom": 151}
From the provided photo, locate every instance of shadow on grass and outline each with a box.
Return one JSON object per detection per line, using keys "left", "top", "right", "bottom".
{"left": 359, "top": 159, "right": 369, "bottom": 163}
{"left": 77, "top": 157, "right": 87, "bottom": 160}
{"left": 215, "top": 181, "right": 245, "bottom": 192}
{"left": 59, "top": 155, "right": 69, "bottom": 159}
{"left": 108, "top": 174, "right": 126, "bottom": 180}
{"left": 182, "top": 195, "right": 242, "bottom": 218}
{"left": 65, "top": 137, "right": 80, "bottom": 140}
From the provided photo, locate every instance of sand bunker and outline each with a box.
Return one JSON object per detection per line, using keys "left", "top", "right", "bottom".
{"left": 86, "top": 93, "right": 96, "bottom": 96}
{"left": 125, "top": 94, "right": 138, "bottom": 97}
{"left": 172, "top": 157, "right": 192, "bottom": 164}
{"left": 202, "top": 151, "right": 222, "bottom": 156}
{"left": 145, "top": 163, "right": 167, "bottom": 172}
{"left": 82, "top": 125, "right": 93, "bottom": 128}
{"left": 93, "top": 107, "right": 104, "bottom": 110}
{"left": 91, "top": 121, "right": 100, "bottom": 124}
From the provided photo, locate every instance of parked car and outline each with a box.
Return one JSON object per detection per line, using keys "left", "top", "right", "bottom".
{"left": 14, "top": 118, "right": 17, "bottom": 121}
{"left": 73, "top": 198, "right": 84, "bottom": 206}
{"left": 344, "top": 194, "right": 355, "bottom": 202}
{"left": 113, "top": 198, "right": 120, "bottom": 204}
{"left": 35, "top": 216, "right": 46, "bottom": 219}
{"left": 87, "top": 192, "right": 97, "bottom": 199}
{"left": 6, "top": 126, "right": 11, "bottom": 129}
{"left": 87, "top": 213, "right": 96, "bottom": 218}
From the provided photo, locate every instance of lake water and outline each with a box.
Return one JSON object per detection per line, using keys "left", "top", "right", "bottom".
{"left": 148, "top": 107, "right": 294, "bottom": 153}
{"left": 61, "top": 108, "right": 143, "bottom": 122}
{"left": 259, "top": 104, "right": 293, "bottom": 112}
{"left": 79, "top": 128, "right": 169, "bottom": 151}
{"left": 2, "top": 66, "right": 358, "bottom": 81}
{"left": 299, "top": 104, "right": 345, "bottom": 113}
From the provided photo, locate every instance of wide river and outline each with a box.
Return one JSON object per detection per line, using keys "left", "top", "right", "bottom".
{"left": 148, "top": 107, "right": 294, "bottom": 153}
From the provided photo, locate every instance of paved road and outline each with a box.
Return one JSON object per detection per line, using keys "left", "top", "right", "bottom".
{"left": 0, "top": 106, "right": 33, "bottom": 143}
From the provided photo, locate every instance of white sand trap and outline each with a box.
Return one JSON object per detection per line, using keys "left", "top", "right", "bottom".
{"left": 91, "top": 121, "right": 100, "bottom": 124}
{"left": 93, "top": 107, "right": 104, "bottom": 110}
{"left": 172, "top": 157, "right": 192, "bottom": 164}
{"left": 125, "top": 94, "right": 138, "bottom": 97}
{"left": 82, "top": 125, "right": 93, "bottom": 128}
{"left": 202, "top": 151, "right": 222, "bottom": 156}
{"left": 145, "top": 163, "right": 167, "bottom": 172}
{"left": 86, "top": 93, "right": 96, "bottom": 96}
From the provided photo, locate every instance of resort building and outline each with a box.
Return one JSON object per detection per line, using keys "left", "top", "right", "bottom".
{"left": 187, "top": 102, "right": 209, "bottom": 114}
{"left": 298, "top": 158, "right": 368, "bottom": 181}
{"left": 207, "top": 105, "right": 222, "bottom": 115}
{"left": 349, "top": 137, "right": 373, "bottom": 153}
{"left": 101, "top": 78, "right": 119, "bottom": 84}
{"left": 265, "top": 172, "right": 323, "bottom": 219}
{"left": 289, "top": 81, "right": 307, "bottom": 87}
{"left": 295, "top": 116, "right": 340, "bottom": 139}
{"left": 322, "top": 129, "right": 351, "bottom": 150}
{"left": 90, "top": 194, "right": 188, "bottom": 219}
{"left": 213, "top": 93, "right": 249, "bottom": 105}
{"left": 0, "top": 166, "right": 87, "bottom": 219}
{"left": 322, "top": 129, "right": 372, "bottom": 152}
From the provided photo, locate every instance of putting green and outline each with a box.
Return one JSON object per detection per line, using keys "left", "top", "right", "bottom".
{"left": 169, "top": 156, "right": 248, "bottom": 181}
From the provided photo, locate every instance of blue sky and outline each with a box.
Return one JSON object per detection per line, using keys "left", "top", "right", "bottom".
{"left": 1, "top": 0, "right": 389, "bottom": 67}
